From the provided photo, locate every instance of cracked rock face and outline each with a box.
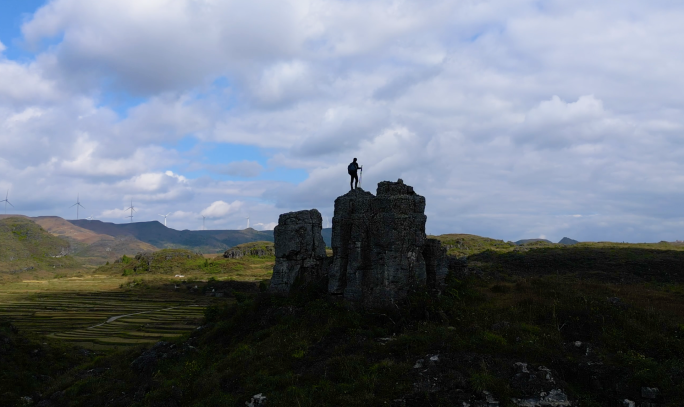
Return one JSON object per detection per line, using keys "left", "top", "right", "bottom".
{"left": 329, "top": 179, "right": 447, "bottom": 307}
{"left": 268, "top": 209, "right": 328, "bottom": 294}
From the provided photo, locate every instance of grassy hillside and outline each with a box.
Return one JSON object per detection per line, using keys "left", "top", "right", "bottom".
{"left": 32, "top": 216, "right": 158, "bottom": 266}
{"left": 70, "top": 220, "right": 274, "bottom": 253}
{"left": 10, "top": 271, "right": 682, "bottom": 407}
{"left": 0, "top": 217, "right": 81, "bottom": 277}
{"left": 468, "top": 242, "right": 684, "bottom": 283}
{"left": 429, "top": 233, "right": 518, "bottom": 257}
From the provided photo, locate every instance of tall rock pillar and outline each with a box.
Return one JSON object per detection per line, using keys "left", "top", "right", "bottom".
{"left": 329, "top": 180, "right": 438, "bottom": 307}
{"left": 268, "top": 209, "right": 328, "bottom": 294}
{"left": 328, "top": 188, "right": 375, "bottom": 299}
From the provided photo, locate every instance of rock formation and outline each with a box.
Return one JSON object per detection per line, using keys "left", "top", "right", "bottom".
{"left": 269, "top": 180, "right": 448, "bottom": 307}
{"left": 268, "top": 209, "right": 328, "bottom": 294}
{"left": 329, "top": 179, "right": 447, "bottom": 307}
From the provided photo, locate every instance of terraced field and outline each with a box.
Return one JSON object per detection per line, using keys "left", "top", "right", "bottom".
{"left": 0, "top": 289, "right": 217, "bottom": 350}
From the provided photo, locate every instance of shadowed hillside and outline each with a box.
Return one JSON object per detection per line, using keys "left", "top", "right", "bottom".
{"left": 468, "top": 243, "right": 684, "bottom": 283}
{"left": 70, "top": 220, "right": 275, "bottom": 253}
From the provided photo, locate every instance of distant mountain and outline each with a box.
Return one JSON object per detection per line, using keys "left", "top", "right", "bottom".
{"left": 558, "top": 237, "right": 579, "bottom": 245}
{"left": 32, "top": 217, "right": 158, "bottom": 265}
{"left": 322, "top": 228, "right": 331, "bottom": 247}
{"left": 514, "top": 238, "right": 553, "bottom": 246}
{"left": 69, "top": 220, "right": 275, "bottom": 253}
{"left": 0, "top": 215, "right": 158, "bottom": 266}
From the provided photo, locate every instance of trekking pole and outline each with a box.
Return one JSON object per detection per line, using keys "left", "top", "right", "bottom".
{"left": 359, "top": 166, "right": 363, "bottom": 188}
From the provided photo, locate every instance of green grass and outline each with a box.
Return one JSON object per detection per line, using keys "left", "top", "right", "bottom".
{"left": 2, "top": 235, "right": 684, "bottom": 405}
{"left": 100, "top": 248, "right": 275, "bottom": 282}
{"left": 18, "top": 270, "right": 680, "bottom": 407}
{"left": 0, "top": 276, "right": 224, "bottom": 351}
{"left": 0, "top": 217, "right": 82, "bottom": 278}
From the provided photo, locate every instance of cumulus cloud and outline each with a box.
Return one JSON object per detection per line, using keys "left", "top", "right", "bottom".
{"left": 514, "top": 95, "right": 632, "bottom": 148}
{"left": 254, "top": 222, "right": 277, "bottom": 231}
{"left": 1, "top": 0, "right": 684, "bottom": 240}
{"left": 200, "top": 200, "right": 243, "bottom": 219}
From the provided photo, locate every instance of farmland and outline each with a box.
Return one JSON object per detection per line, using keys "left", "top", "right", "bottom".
{"left": 0, "top": 276, "right": 220, "bottom": 351}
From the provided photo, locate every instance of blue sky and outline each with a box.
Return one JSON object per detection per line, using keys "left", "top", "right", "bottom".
{"left": 0, "top": 0, "right": 45, "bottom": 59}
{"left": 1, "top": 0, "right": 684, "bottom": 241}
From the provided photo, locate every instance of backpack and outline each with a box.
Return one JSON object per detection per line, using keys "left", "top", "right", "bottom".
{"left": 348, "top": 163, "right": 357, "bottom": 174}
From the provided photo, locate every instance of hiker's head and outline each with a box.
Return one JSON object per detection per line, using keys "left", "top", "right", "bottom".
{"left": 353, "top": 158, "right": 357, "bottom": 162}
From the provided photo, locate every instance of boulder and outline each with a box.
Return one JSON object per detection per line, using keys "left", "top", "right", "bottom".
{"left": 268, "top": 209, "right": 328, "bottom": 294}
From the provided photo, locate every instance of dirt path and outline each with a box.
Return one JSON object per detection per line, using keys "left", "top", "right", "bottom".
{"left": 87, "top": 305, "right": 201, "bottom": 329}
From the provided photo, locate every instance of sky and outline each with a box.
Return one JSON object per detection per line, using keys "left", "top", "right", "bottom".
{"left": 1, "top": 0, "right": 684, "bottom": 242}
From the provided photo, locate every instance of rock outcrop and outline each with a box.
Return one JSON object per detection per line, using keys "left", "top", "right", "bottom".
{"left": 329, "top": 180, "right": 447, "bottom": 307}
{"left": 268, "top": 209, "right": 328, "bottom": 294}
{"left": 269, "top": 180, "right": 448, "bottom": 307}
{"left": 423, "top": 238, "right": 449, "bottom": 290}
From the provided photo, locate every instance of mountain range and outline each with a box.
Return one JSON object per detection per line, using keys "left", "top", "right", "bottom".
{"left": 69, "top": 219, "right": 275, "bottom": 253}
{"left": 69, "top": 219, "right": 334, "bottom": 251}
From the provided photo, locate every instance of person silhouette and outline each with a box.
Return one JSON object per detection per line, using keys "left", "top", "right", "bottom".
{"left": 347, "top": 158, "right": 362, "bottom": 190}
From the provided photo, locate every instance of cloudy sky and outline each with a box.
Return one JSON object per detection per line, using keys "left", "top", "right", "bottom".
{"left": 1, "top": 0, "right": 683, "bottom": 242}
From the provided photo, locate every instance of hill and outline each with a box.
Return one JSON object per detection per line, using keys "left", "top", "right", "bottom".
{"left": 514, "top": 238, "right": 553, "bottom": 245}
{"left": 558, "top": 237, "right": 579, "bottom": 245}
{"left": 70, "top": 220, "right": 275, "bottom": 253}
{"left": 0, "top": 217, "right": 81, "bottom": 276}
{"left": 429, "top": 233, "right": 517, "bottom": 257}
{"left": 31, "top": 216, "right": 157, "bottom": 265}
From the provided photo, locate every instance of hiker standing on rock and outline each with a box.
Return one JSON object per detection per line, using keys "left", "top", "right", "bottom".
{"left": 348, "top": 158, "right": 362, "bottom": 190}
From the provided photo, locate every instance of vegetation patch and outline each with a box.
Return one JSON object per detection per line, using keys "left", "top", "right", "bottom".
{"left": 99, "top": 248, "right": 275, "bottom": 281}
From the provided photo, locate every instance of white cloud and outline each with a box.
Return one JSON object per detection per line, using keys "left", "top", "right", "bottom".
{"left": 200, "top": 200, "right": 243, "bottom": 219}
{"left": 1, "top": 0, "right": 684, "bottom": 241}
{"left": 254, "top": 222, "right": 277, "bottom": 231}
{"left": 0, "top": 59, "right": 60, "bottom": 104}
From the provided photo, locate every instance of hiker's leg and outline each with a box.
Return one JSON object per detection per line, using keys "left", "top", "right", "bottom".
{"left": 354, "top": 174, "right": 359, "bottom": 189}
{"left": 350, "top": 174, "right": 354, "bottom": 190}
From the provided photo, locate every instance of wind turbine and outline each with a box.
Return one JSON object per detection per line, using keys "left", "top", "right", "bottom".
{"left": 159, "top": 213, "right": 170, "bottom": 227}
{"left": 70, "top": 194, "right": 85, "bottom": 220}
{"left": 125, "top": 199, "right": 136, "bottom": 223}
{"left": 202, "top": 216, "right": 206, "bottom": 231}
{"left": 0, "top": 190, "right": 13, "bottom": 214}
{"left": 245, "top": 216, "right": 250, "bottom": 229}
{"left": 86, "top": 216, "right": 95, "bottom": 221}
